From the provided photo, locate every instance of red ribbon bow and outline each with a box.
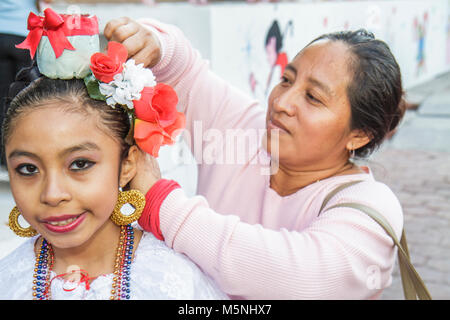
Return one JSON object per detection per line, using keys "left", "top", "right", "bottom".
{"left": 45, "top": 269, "right": 95, "bottom": 296}
{"left": 16, "top": 8, "right": 75, "bottom": 59}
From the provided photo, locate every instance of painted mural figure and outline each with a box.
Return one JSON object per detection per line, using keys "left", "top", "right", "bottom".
{"left": 264, "top": 20, "right": 293, "bottom": 97}
{"left": 414, "top": 12, "right": 428, "bottom": 76}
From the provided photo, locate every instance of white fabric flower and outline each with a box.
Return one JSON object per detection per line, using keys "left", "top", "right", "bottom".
{"left": 99, "top": 59, "right": 156, "bottom": 109}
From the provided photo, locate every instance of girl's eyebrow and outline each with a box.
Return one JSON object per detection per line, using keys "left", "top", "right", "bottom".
{"left": 8, "top": 142, "right": 101, "bottom": 161}
{"left": 59, "top": 142, "right": 101, "bottom": 158}
{"left": 8, "top": 150, "right": 39, "bottom": 161}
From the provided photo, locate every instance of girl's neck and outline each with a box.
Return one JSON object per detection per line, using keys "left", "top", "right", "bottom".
{"left": 270, "top": 160, "right": 365, "bottom": 197}
{"left": 35, "top": 221, "right": 142, "bottom": 279}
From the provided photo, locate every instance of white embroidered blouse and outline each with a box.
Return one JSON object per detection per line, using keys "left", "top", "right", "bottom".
{"left": 0, "top": 231, "right": 228, "bottom": 300}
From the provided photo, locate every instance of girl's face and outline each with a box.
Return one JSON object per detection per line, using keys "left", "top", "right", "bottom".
{"left": 265, "top": 40, "right": 364, "bottom": 171}
{"left": 5, "top": 103, "right": 127, "bottom": 249}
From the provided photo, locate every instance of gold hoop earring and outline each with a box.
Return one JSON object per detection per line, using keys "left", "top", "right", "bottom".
{"left": 110, "top": 190, "right": 146, "bottom": 226}
{"left": 8, "top": 207, "right": 38, "bottom": 238}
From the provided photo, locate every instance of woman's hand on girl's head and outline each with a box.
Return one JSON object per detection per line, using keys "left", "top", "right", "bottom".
{"left": 129, "top": 148, "right": 162, "bottom": 195}
{"left": 104, "top": 17, "right": 162, "bottom": 68}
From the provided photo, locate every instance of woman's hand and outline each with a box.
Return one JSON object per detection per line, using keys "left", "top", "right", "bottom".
{"left": 129, "top": 149, "right": 162, "bottom": 195}
{"left": 104, "top": 17, "right": 162, "bottom": 68}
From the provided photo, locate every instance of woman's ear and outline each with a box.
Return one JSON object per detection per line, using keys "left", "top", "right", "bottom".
{"left": 346, "top": 129, "right": 372, "bottom": 152}
{"left": 119, "top": 145, "right": 139, "bottom": 188}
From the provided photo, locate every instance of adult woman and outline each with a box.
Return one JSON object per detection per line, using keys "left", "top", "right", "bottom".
{"left": 106, "top": 17, "right": 406, "bottom": 299}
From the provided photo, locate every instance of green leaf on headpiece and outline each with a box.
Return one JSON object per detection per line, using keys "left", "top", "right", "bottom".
{"left": 84, "top": 74, "right": 106, "bottom": 101}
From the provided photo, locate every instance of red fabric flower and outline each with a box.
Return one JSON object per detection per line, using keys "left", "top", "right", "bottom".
{"left": 134, "top": 120, "right": 166, "bottom": 157}
{"left": 133, "top": 83, "right": 185, "bottom": 157}
{"left": 90, "top": 41, "right": 127, "bottom": 83}
{"left": 133, "top": 83, "right": 179, "bottom": 127}
{"left": 134, "top": 113, "right": 185, "bottom": 157}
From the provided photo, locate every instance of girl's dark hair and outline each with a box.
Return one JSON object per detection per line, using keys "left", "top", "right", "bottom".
{"left": 308, "top": 29, "right": 405, "bottom": 158}
{"left": 1, "top": 64, "right": 132, "bottom": 167}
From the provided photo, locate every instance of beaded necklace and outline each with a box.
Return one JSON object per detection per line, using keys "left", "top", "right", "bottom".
{"left": 32, "top": 224, "right": 135, "bottom": 300}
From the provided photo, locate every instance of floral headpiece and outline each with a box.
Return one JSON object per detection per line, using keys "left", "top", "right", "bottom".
{"left": 16, "top": 8, "right": 185, "bottom": 157}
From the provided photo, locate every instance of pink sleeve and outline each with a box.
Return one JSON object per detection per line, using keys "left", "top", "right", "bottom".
{"left": 160, "top": 188, "right": 398, "bottom": 299}
{"left": 138, "top": 19, "right": 265, "bottom": 163}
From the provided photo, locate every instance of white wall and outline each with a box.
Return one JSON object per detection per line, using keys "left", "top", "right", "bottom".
{"left": 209, "top": 0, "right": 450, "bottom": 105}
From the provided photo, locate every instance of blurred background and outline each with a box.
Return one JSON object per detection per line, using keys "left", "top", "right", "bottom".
{"left": 0, "top": 0, "right": 449, "bottom": 299}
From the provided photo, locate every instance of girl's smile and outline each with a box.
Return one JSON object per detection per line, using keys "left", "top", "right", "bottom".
{"left": 41, "top": 212, "right": 87, "bottom": 233}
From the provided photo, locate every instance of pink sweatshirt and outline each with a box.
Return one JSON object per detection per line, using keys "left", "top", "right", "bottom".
{"left": 140, "top": 19, "right": 403, "bottom": 300}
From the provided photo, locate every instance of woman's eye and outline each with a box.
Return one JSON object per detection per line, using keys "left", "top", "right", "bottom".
{"left": 280, "top": 76, "right": 289, "bottom": 84}
{"left": 70, "top": 159, "right": 95, "bottom": 171}
{"left": 307, "top": 92, "right": 321, "bottom": 104}
{"left": 16, "top": 164, "right": 38, "bottom": 176}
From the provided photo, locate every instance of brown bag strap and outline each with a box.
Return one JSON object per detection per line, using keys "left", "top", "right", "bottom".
{"left": 318, "top": 180, "right": 364, "bottom": 215}
{"left": 319, "top": 181, "right": 432, "bottom": 300}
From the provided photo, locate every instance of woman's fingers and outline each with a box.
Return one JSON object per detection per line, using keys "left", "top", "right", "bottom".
{"left": 110, "top": 22, "right": 140, "bottom": 43}
{"left": 104, "top": 17, "right": 130, "bottom": 40}
{"left": 129, "top": 149, "right": 162, "bottom": 195}
{"left": 122, "top": 32, "right": 144, "bottom": 58}
{"left": 131, "top": 41, "right": 162, "bottom": 68}
{"left": 122, "top": 29, "right": 161, "bottom": 67}
{"left": 104, "top": 18, "right": 161, "bottom": 68}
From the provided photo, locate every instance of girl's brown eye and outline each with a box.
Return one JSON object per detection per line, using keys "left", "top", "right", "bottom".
{"left": 70, "top": 159, "right": 95, "bottom": 171}
{"left": 16, "top": 164, "right": 38, "bottom": 176}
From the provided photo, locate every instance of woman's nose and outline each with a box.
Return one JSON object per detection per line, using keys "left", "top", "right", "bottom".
{"left": 40, "top": 173, "right": 71, "bottom": 207}
{"left": 272, "top": 90, "right": 297, "bottom": 117}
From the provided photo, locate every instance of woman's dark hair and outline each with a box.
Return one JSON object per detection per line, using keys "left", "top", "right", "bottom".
{"left": 308, "top": 29, "right": 405, "bottom": 158}
{"left": 1, "top": 64, "right": 132, "bottom": 167}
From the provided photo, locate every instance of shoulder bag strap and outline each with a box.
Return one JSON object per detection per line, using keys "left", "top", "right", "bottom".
{"left": 318, "top": 180, "right": 364, "bottom": 215}
{"left": 318, "top": 181, "right": 432, "bottom": 300}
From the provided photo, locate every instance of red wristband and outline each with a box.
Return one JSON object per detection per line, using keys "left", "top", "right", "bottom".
{"left": 138, "top": 179, "right": 181, "bottom": 240}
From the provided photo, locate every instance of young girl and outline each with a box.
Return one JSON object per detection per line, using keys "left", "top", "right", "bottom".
{"left": 0, "top": 10, "right": 227, "bottom": 300}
